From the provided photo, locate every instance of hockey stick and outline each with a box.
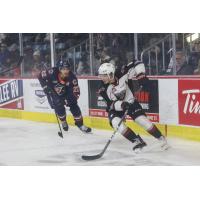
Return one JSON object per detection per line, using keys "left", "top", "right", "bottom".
{"left": 55, "top": 112, "right": 64, "bottom": 138}
{"left": 40, "top": 64, "right": 64, "bottom": 138}
{"left": 48, "top": 94, "right": 64, "bottom": 138}
{"left": 81, "top": 86, "right": 144, "bottom": 161}
{"left": 0, "top": 56, "right": 24, "bottom": 75}
{"left": 81, "top": 109, "right": 128, "bottom": 161}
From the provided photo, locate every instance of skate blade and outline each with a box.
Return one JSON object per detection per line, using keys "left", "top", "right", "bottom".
{"left": 133, "top": 144, "right": 148, "bottom": 154}
{"left": 82, "top": 131, "right": 93, "bottom": 134}
{"left": 134, "top": 143, "right": 170, "bottom": 154}
{"left": 161, "top": 143, "right": 170, "bottom": 151}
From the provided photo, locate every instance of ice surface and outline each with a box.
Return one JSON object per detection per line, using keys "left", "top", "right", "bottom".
{"left": 0, "top": 118, "right": 200, "bottom": 166}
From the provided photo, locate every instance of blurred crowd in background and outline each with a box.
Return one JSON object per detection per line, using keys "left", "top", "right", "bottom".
{"left": 0, "top": 33, "right": 200, "bottom": 78}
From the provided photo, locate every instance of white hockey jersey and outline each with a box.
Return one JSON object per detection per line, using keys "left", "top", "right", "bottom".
{"left": 99, "top": 60, "right": 146, "bottom": 111}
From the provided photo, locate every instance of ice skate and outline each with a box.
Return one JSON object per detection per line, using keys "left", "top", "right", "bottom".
{"left": 158, "top": 136, "right": 170, "bottom": 150}
{"left": 79, "top": 125, "right": 92, "bottom": 134}
{"left": 61, "top": 121, "right": 69, "bottom": 131}
{"left": 132, "top": 135, "right": 147, "bottom": 153}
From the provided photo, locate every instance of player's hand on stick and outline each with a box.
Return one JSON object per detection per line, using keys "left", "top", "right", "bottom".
{"left": 43, "top": 85, "right": 52, "bottom": 95}
{"left": 121, "top": 101, "right": 130, "bottom": 111}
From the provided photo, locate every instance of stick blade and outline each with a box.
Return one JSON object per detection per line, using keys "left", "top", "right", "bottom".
{"left": 81, "top": 154, "right": 102, "bottom": 161}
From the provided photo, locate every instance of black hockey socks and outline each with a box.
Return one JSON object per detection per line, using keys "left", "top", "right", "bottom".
{"left": 74, "top": 115, "right": 84, "bottom": 127}
{"left": 122, "top": 128, "right": 138, "bottom": 143}
{"left": 58, "top": 114, "right": 66, "bottom": 122}
{"left": 147, "top": 125, "right": 162, "bottom": 139}
{"left": 122, "top": 128, "right": 147, "bottom": 151}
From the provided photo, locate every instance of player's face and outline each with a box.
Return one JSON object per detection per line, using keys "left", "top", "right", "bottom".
{"left": 60, "top": 68, "right": 70, "bottom": 79}
{"left": 98, "top": 74, "right": 111, "bottom": 84}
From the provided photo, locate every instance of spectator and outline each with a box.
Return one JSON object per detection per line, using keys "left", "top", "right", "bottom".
{"left": 44, "top": 33, "right": 50, "bottom": 43}
{"left": 167, "top": 51, "right": 194, "bottom": 75}
{"left": 76, "top": 53, "right": 90, "bottom": 76}
{"left": 194, "top": 59, "right": 200, "bottom": 75}
{"left": 32, "top": 50, "right": 42, "bottom": 69}
{"left": 99, "top": 47, "right": 115, "bottom": 64}
{"left": 23, "top": 45, "right": 34, "bottom": 74}
{"left": 8, "top": 43, "right": 20, "bottom": 65}
{"left": 126, "top": 51, "right": 134, "bottom": 63}
{"left": 0, "top": 43, "right": 10, "bottom": 70}
{"left": 0, "top": 33, "right": 6, "bottom": 43}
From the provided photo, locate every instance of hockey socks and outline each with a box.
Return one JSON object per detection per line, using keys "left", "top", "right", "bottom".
{"left": 122, "top": 128, "right": 147, "bottom": 151}
{"left": 147, "top": 125, "right": 162, "bottom": 139}
{"left": 122, "top": 128, "right": 138, "bottom": 142}
{"left": 74, "top": 115, "right": 92, "bottom": 133}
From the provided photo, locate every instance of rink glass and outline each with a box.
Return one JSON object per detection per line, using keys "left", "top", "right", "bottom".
{"left": 0, "top": 33, "right": 199, "bottom": 78}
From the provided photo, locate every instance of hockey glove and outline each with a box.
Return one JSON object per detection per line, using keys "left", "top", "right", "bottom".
{"left": 73, "top": 86, "right": 80, "bottom": 99}
{"left": 106, "top": 101, "right": 115, "bottom": 112}
{"left": 121, "top": 101, "right": 130, "bottom": 111}
{"left": 136, "top": 73, "right": 149, "bottom": 91}
{"left": 43, "top": 85, "right": 52, "bottom": 95}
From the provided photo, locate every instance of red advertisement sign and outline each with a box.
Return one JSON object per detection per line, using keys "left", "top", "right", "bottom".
{"left": 89, "top": 110, "right": 159, "bottom": 123}
{"left": 88, "top": 79, "right": 159, "bottom": 123}
{"left": 178, "top": 80, "right": 200, "bottom": 126}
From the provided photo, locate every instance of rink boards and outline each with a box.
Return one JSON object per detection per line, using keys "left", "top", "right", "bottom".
{"left": 0, "top": 77, "right": 200, "bottom": 142}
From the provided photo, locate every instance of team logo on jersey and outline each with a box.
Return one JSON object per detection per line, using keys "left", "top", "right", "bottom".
{"left": 54, "top": 84, "right": 65, "bottom": 95}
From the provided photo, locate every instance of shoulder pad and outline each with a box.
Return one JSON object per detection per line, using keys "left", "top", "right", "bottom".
{"left": 127, "top": 60, "right": 143, "bottom": 68}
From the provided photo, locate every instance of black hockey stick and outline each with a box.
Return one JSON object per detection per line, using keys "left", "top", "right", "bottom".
{"left": 82, "top": 110, "right": 128, "bottom": 161}
{"left": 41, "top": 64, "right": 64, "bottom": 138}
{"left": 55, "top": 112, "right": 64, "bottom": 138}
{"left": 81, "top": 86, "right": 143, "bottom": 161}
{"left": 48, "top": 95, "right": 64, "bottom": 138}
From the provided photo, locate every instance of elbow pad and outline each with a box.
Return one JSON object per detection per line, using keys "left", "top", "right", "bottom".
{"left": 136, "top": 73, "right": 149, "bottom": 90}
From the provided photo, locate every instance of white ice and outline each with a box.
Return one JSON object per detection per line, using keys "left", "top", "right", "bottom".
{"left": 0, "top": 118, "right": 200, "bottom": 166}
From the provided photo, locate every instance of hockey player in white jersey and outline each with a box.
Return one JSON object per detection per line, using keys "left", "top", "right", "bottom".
{"left": 98, "top": 61, "right": 169, "bottom": 152}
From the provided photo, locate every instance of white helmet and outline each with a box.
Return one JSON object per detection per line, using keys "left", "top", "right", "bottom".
{"left": 98, "top": 63, "right": 115, "bottom": 76}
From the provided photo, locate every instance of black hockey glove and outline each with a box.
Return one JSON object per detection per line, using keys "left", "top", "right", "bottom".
{"left": 73, "top": 86, "right": 80, "bottom": 99}
{"left": 121, "top": 101, "right": 131, "bottom": 111}
{"left": 43, "top": 85, "right": 52, "bottom": 95}
{"left": 136, "top": 73, "right": 149, "bottom": 91}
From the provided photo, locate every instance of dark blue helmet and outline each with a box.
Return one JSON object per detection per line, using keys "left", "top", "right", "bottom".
{"left": 58, "top": 60, "right": 71, "bottom": 70}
